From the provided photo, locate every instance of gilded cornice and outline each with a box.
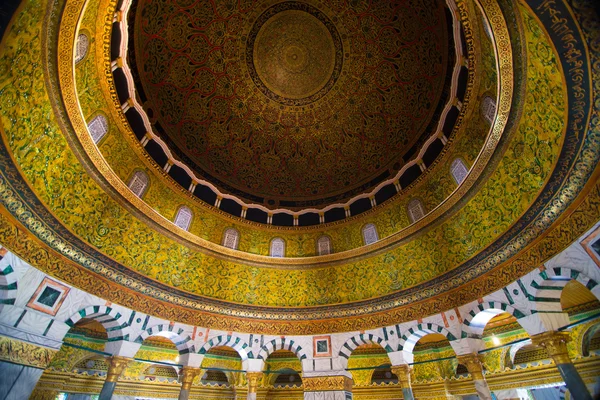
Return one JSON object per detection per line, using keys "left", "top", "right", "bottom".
{"left": 0, "top": 336, "right": 58, "bottom": 369}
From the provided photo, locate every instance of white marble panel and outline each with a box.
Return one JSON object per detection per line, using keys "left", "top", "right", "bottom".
{"left": 13, "top": 267, "right": 45, "bottom": 308}
{"left": 519, "top": 313, "right": 570, "bottom": 336}
{"left": 0, "top": 324, "right": 63, "bottom": 349}
{"left": 17, "top": 308, "right": 53, "bottom": 336}
{"left": 0, "top": 304, "right": 25, "bottom": 326}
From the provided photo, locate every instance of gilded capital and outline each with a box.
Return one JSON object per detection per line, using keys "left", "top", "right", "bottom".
{"left": 246, "top": 371, "right": 263, "bottom": 393}
{"left": 531, "top": 331, "right": 571, "bottom": 365}
{"left": 180, "top": 366, "right": 201, "bottom": 390}
{"left": 105, "top": 355, "right": 131, "bottom": 383}
{"left": 456, "top": 353, "right": 485, "bottom": 381}
{"left": 302, "top": 375, "right": 353, "bottom": 392}
{"left": 391, "top": 364, "right": 412, "bottom": 388}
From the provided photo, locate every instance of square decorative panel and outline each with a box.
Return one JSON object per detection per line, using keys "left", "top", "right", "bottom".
{"left": 313, "top": 335, "right": 331, "bottom": 357}
{"left": 582, "top": 226, "right": 600, "bottom": 267}
{"left": 27, "top": 277, "right": 70, "bottom": 316}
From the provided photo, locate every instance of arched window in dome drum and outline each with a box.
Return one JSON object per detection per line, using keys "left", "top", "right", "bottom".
{"left": 75, "top": 33, "right": 89, "bottom": 64}
{"left": 407, "top": 199, "right": 425, "bottom": 224}
{"left": 174, "top": 206, "right": 193, "bottom": 231}
{"left": 450, "top": 158, "right": 469, "bottom": 185}
{"left": 317, "top": 236, "right": 332, "bottom": 256}
{"left": 362, "top": 223, "right": 378, "bottom": 245}
{"left": 128, "top": 170, "right": 149, "bottom": 198}
{"left": 88, "top": 115, "right": 108, "bottom": 144}
{"left": 481, "top": 96, "right": 497, "bottom": 124}
{"left": 222, "top": 228, "right": 240, "bottom": 250}
{"left": 270, "top": 238, "right": 285, "bottom": 257}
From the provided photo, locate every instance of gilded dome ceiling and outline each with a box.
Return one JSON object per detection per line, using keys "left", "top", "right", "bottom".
{"left": 132, "top": 0, "right": 450, "bottom": 206}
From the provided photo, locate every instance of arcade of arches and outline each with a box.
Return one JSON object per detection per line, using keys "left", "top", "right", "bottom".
{"left": 0, "top": 0, "right": 599, "bottom": 398}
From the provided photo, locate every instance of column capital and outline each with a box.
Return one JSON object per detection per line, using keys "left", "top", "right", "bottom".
{"left": 302, "top": 375, "right": 353, "bottom": 392}
{"left": 456, "top": 353, "right": 485, "bottom": 381}
{"left": 180, "top": 366, "right": 201, "bottom": 390}
{"left": 390, "top": 364, "right": 412, "bottom": 389}
{"left": 246, "top": 371, "right": 263, "bottom": 393}
{"left": 105, "top": 355, "right": 131, "bottom": 383}
{"left": 531, "top": 330, "right": 571, "bottom": 364}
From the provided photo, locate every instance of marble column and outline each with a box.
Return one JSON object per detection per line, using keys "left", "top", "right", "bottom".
{"left": 246, "top": 371, "right": 263, "bottom": 400}
{"left": 0, "top": 336, "right": 58, "bottom": 400}
{"left": 302, "top": 373, "right": 353, "bottom": 400}
{"left": 98, "top": 355, "right": 131, "bottom": 400}
{"left": 456, "top": 353, "right": 493, "bottom": 400}
{"left": 391, "top": 364, "right": 414, "bottom": 400}
{"left": 178, "top": 366, "right": 201, "bottom": 400}
{"left": 531, "top": 331, "right": 592, "bottom": 400}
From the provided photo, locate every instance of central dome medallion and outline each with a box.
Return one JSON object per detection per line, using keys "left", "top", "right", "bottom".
{"left": 248, "top": 2, "right": 342, "bottom": 104}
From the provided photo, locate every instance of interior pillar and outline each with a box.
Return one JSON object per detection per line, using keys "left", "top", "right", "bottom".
{"left": 456, "top": 353, "right": 493, "bottom": 400}
{"left": 178, "top": 366, "right": 201, "bottom": 400}
{"left": 98, "top": 355, "right": 131, "bottom": 400}
{"left": 531, "top": 331, "right": 592, "bottom": 400}
{"left": 0, "top": 336, "right": 58, "bottom": 400}
{"left": 246, "top": 371, "right": 263, "bottom": 400}
{"left": 302, "top": 373, "right": 353, "bottom": 400}
{"left": 391, "top": 364, "right": 414, "bottom": 400}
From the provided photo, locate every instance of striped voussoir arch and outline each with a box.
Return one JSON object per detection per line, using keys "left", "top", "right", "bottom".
{"left": 461, "top": 301, "right": 527, "bottom": 338}
{"left": 257, "top": 338, "right": 308, "bottom": 361}
{"left": 65, "top": 305, "right": 132, "bottom": 341}
{"left": 530, "top": 267, "right": 599, "bottom": 311}
{"left": 135, "top": 324, "right": 194, "bottom": 354}
{"left": 399, "top": 323, "right": 457, "bottom": 353}
{"left": 338, "top": 333, "right": 393, "bottom": 360}
{"left": 0, "top": 264, "right": 18, "bottom": 306}
{"left": 198, "top": 334, "right": 253, "bottom": 360}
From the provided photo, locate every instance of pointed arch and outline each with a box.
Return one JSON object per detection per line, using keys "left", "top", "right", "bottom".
{"left": 65, "top": 305, "right": 132, "bottom": 341}
{"left": 460, "top": 301, "right": 527, "bottom": 338}
{"left": 257, "top": 338, "right": 308, "bottom": 362}
{"left": 508, "top": 339, "right": 531, "bottom": 366}
{"left": 399, "top": 323, "right": 457, "bottom": 354}
{"left": 198, "top": 334, "right": 253, "bottom": 360}
{"left": 529, "top": 267, "right": 600, "bottom": 312}
{"left": 337, "top": 333, "right": 393, "bottom": 369}
{"left": 134, "top": 323, "right": 195, "bottom": 354}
